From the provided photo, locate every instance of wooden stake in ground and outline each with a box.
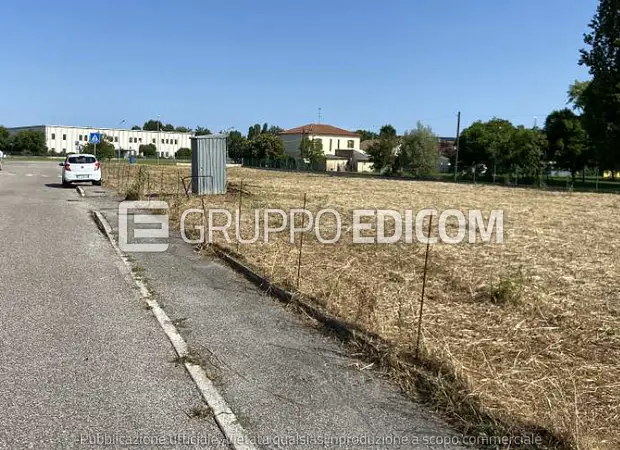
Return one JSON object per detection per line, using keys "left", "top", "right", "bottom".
{"left": 159, "top": 168, "right": 164, "bottom": 196}
{"left": 296, "top": 193, "right": 308, "bottom": 289}
{"left": 200, "top": 196, "right": 208, "bottom": 247}
{"left": 415, "top": 213, "right": 434, "bottom": 359}
{"left": 596, "top": 168, "right": 600, "bottom": 192}
{"left": 236, "top": 180, "right": 243, "bottom": 254}
{"left": 138, "top": 166, "right": 143, "bottom": 197}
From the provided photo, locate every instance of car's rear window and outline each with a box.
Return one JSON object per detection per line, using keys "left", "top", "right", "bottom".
{"left": 68, "top": 156, "right": 96, "bottom": 164}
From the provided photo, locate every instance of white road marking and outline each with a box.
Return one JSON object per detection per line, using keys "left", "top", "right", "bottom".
{"left": 92, "top": 211, "right": 257, "bottom": 450}
{"left": 25, "top": 174, "right": 33, "bottom": 177}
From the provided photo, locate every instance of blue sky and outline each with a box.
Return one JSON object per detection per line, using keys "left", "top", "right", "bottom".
{"left": 0, "top": 0, "right": 596, "bottom": 136}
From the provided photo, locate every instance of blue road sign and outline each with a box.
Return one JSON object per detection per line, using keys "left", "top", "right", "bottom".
{"left": 89, "top": 132, "right": 100, "bottom": 144}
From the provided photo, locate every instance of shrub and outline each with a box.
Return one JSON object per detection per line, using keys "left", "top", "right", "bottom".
{"left": 176, "top": 147, "right": 191, "bottom": 160}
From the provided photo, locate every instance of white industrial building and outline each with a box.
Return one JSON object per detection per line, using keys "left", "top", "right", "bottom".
{"left": 7, "top": 125, "right": 193, "bottom": 158}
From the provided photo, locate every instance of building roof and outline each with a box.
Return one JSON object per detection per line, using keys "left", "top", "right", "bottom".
{"left": 280, "top": 123, "right": 359, "bottom": 137}
{"left": 335, "top": 149, "right": 371, "bottom": 161}
{"left": 6, "top": 125, "right": 194, "bottom": 135}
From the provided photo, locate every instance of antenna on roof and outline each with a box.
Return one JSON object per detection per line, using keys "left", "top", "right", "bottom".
{"left": 318, "top": 107, "right": 322, "bottom": 124}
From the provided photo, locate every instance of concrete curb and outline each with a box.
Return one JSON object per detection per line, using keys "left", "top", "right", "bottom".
{"left": 76, "top": 186, "right": 85, "bottom": 197}
{"left": 91, "top": 211, "right": 257, "bottom": 450}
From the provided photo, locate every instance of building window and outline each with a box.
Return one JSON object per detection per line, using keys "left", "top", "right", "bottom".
{"left": 152, "top": 138, "right": 156, "bottom": 144}
{"left": 347, "top": 140, "right": 354, "bottom": 149}
{"left": 174, "top": 139, "right": 178, "bottom": 145}
{"left": 166, "top": 139, "right": 169, "bottom": 144}
{"left": 62, "top": 134, "right": 67, "bottom": 140}
{"left": 330, "top": 139, "right": 333, "bottom": 151}
{"left": 161, "top": 139, "right": 164, "bottom": 144}
{"left": 51, "top": 133, "right": 55, "bottom": 139}
{"left": 79, "top": 135, "right": 82, "bottom": 141}
{"left": 62, "top": 148, "right": 66, "bottom": 153}
{"left": 138, "top": 138, "right": 142, "bottom": 143}
{"left": 114, "top": 137, "right": 118, "bottom": 142}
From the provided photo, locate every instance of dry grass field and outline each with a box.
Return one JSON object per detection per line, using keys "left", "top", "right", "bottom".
{"left": 104, "top": 164, "right": 620, "bottom": 449}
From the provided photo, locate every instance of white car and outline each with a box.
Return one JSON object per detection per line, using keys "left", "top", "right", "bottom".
{"left": 60, "top": 154, "right": 102, "bottom": 187}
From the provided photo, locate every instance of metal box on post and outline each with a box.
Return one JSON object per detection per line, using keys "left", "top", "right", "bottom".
{"left": 190, "top": 134, "right": 228, "bottom": 195}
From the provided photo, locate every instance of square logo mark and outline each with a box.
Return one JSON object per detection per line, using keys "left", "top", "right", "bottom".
{"left": 118, "top": 201, "right": 169, "bottom": 252}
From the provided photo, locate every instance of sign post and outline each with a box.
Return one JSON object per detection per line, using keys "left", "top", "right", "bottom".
{"left": 89, "top": 132, "right": 100, "bottom": 157}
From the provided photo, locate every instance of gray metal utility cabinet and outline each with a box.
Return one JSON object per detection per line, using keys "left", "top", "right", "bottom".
{"left": 190, "top": 134, "right": 228, "bottom": 195}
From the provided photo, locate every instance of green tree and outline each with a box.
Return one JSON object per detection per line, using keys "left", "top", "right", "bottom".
{"left": 227, "top": 130, "right": 247, "bottom": 160}
{"left": 0, "top": 126, "right": 11, "bottom": 153}
{"left": 195, "top": 126, "right": 211, "bottom": 136}
{"left": 162, "top": 123, "right": 175, "bottom": 131}
{"left": 379, "top": 124, "right": 397, "bottom": 138}
{"left": 545, "top": 109, "right": 588, "bottom": 182}
{"left": 143, "top": 119, "right": 164, "bottom": 131}
{"left": 175, "top": 126, "right": 191, "bottom": 133}
{"left": 567, "top": 80, "right": 590, "bottom": 111}
{"left": 508, "top": 126, "right": 546, "bottom": 178}
{"left": 579, "top": 0, "right": 620, "bottom": 178}
{"left": 266, "top": 125, "right": 283, "bottom": 135}
{"left": 355, "top": 129, "right": 379, "bottom": 142}
{"left": 248, "top": 134, "right": 285, "bottom": 160}
{"left": 248, "top": 124, "right": 262, "bottom": 140}
{"left": 299, "top": 136, "right": 325, "bottom": 164}
{"left": 12, "top": 130, "right": 47, "bottom": 155}
{"left": 397, "top": 122, "right": 439, "bottom": 176}
{"left": 83, "top": 137, "right": 114, "bottom": 160}
{"left": 139, "top": 143, "right": 157, "bottom": 157}
{"left": 459, "top": 118, "right": 515, "bottom": 177}
{"left": 131, "top": 125, "right": 142, "bottom": 130}
{"left": 175, "top": 147, "right": 191, "bottom": 159}
{"left": 366, "top": 124, "right": 399, "bottom": 173}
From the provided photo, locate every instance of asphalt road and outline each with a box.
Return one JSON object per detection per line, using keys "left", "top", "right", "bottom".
{"left": 83, "top": 166, "right": 469, "bottom": 449}
{"left": 0, "top": 161, "right": 228, "bottom": 449}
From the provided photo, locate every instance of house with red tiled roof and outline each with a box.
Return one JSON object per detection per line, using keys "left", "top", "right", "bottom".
{"left": 279, "top": 123, "right": 362, "bottom": 159}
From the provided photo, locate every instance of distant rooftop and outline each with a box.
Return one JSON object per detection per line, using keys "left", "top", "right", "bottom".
{"left": 280, "top": 123, "right": 359, "bottom": 138}
{"left": 6, "top": 124, "right": 194, "bottom": 134}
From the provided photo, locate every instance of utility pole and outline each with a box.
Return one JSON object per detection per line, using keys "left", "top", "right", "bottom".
{"left": 453, "top": 111, "right": 461, "bottom": 182}
{"left": 156, "top": 115, "right": 161, "bottom": 164}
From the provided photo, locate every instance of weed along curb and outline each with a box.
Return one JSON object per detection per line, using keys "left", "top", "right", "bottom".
{"left": 208, "top": 243, "right": 377, "bottom": 344}
{"left": 207, "top": 243, "right": 566, "bottom": 450}
{"left": 90, "top": 210, "right": 258, "bottom": 450}
{"left": 76, "top": 186, "right": 85, "bottom": 197}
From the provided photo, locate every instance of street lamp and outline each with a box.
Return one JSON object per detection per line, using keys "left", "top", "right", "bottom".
{"left": 118, "top": 119, "right": 126, "bottom": 160}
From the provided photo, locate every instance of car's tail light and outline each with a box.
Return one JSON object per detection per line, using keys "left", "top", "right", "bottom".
{"left": 94, "top": 161, "right": 101, "bottom": 170}
{"left": 64, "top": 163, "right": 71, "bottom": 171}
